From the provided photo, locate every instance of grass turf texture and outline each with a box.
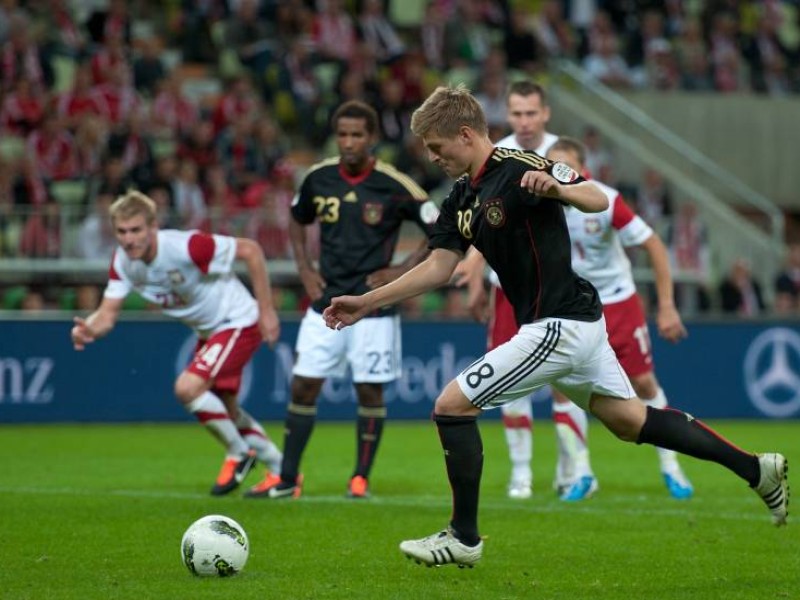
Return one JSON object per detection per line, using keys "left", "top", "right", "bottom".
{"left": 1, "top": 420, "right": 798, "bottom": 600}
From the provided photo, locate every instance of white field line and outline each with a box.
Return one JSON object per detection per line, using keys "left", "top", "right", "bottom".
{"left": 0, "top": 485, "right": 772, "bottom": 523}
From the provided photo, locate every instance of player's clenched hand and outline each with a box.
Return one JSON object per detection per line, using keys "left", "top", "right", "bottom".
{"left": 299, "top": 267, "right": 326, "bottom": 301}
{"left": 259, "top": 307, "right": 281, "bottom": 348}
{"left": 656, "top": 305, "right": 687, "bottom": 343}
{"left": 71, "top": 316, "right": 95, "bottom": 351}
{"left": 322, "top": 295, "right": 370, "bottom": 330}
{"left": 520, "top": 170, "right": 559, "bottom": 197}
{"left": 367, "top": 266, "right": 404, "bottom": 289}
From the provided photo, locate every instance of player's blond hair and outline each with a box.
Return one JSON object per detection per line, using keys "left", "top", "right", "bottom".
{"left": 410, "top": 84, "right": 488, "bottom": 139}
{"left": 109, "top": 189, "right": 158, "bottom": 225}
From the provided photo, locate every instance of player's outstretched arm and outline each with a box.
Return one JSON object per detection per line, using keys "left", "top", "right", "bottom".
{"left": 520, "top": 170, "right": 608, "bottom": 213}
{"left": 323, "top": 248, "right": 461, "bottom": 330}
{"left": 367, "top": 239, "right": 431, "bottom": 289}
{"left": 640, "top": 232, "right": 687, "bottom": 343}
{"left": 71, "top": 297, "right": 124, "bottom": 351}
{"left": 236, "top": 238, "right": 280, "bottom": 347}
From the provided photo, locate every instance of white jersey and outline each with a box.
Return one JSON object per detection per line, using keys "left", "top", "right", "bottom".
{"left": 104, "top": 230, "right": 258, "bottom": 336}
{"left": 488, "top": 131, "right": 560, "bottom": 286}
{"left": 564, "top": 180, "right": 653, "bottom": 304}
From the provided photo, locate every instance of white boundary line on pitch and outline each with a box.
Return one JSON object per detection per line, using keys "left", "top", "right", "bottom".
{"left": 0, "top": 485, "right": 774, "bottom": 523}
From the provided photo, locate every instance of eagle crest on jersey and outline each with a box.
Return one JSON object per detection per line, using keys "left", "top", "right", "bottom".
{"left": 484, "top": 199, "right": 506, "bottom": 228}
{"left": 362, "top": 202, "right": 383, "bottom": 225}
{"left": 584, "top": 217, "right": 601, "bottom": 234}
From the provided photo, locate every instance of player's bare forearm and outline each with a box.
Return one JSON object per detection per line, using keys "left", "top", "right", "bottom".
{"left": 520, "top": 171, "right": 608, "bottom": 213}
{"left": 362, "top": 248, "right": 461, "bottom": 311}
{"left": 289, "top": 218, "right": 314, "bottom": 272}
{"left": 237, "top": 238, "right": 276, "bottom": 313}
{"left": 367, "top": 240, "right": 431, "bottom": 289}
{"left": 642, "top": 233, "right": 687, "bottom": 341}
{"left": 72, "top": 297, "right": 122, "bottom": 349}
{"left": 556, "top": 181, "right": 608, "bottom": 213}
{"left": 641, "top": 233, "right": 676, "bottom": 312}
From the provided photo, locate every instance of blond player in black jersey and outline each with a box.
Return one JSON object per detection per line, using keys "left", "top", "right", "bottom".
{"left": 245, "top": 100, "right": 439, "bottom": 500}
{"left": 322, "top": 85, "right": 788, "bottom": 568}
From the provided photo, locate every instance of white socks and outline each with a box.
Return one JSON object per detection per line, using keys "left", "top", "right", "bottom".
{"left": 234, "top": 408, "right": 283, "bottom": 472}
{"left": 186, "top": 391, "right": 249, "bottom": 457}
{"left": 501, "top": 398, "right": 532, "bottom": 484}
{"left": 553, "top": 400, "right": 592, "bottom": 485}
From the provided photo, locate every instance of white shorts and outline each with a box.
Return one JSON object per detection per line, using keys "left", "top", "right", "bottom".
{"left": 457, "top": 317, "right": 634, "bottom": 411}
{"left": 293, "top": 308, "right": 402, "bottom": 383}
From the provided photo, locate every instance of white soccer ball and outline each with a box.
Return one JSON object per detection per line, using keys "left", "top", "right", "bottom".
{"left": 181, "top": 515, "right": 249, "bottom": 577}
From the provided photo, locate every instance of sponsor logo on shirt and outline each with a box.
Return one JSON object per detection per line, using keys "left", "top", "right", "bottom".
{"left": 169, "top": 269, "right": 186, "bottom": 285}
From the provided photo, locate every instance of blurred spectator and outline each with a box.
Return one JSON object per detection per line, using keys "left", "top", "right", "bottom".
{"left": 444, "top": 0, "right": 493, "bottom": 68}
{"left": 475, "top": 71, "right": 508, "bottom": 142}
{"left": 55, "top": 63, "right": 109, "bottom": 131}
{"left": 212, "top": 75, "right": 260, "bottom": 135}
{"left": 635, "top": 167, "right": 674, "bottom": 228}
{"left": 504, "top": 6, "right": 544, "bottom": 74}
{"left": 312, "top": 0, "right": 356, "bottom": 65}
{"left": 666, "top": 202, "right": 712, "bottom": 312}
{"left": 216, "top": 115, "right": 261, "bottom": 190}
{"left": 151, "top": 71, "right": 198, "bottom": 139}
{"left": 583, "top": 32, "right": 634, "bottom": 89}
{"left": 1, "top": 14, "right": 51, "bottom": 91}
{"left": 93, "top": 155, "right": 133, "bottom": 199}
{"left": 26, "top": 111, "right": 78, "bottom": 182}
{"left": 375, "top": 77, "right": 409, "bottom": 148}
{"left": 743, "top": 12, "right": 791, "bottom": 96}
{"left": 35, "top": 0, "right": 87, "bottom": 61}
{"left": 358, "top": 0, "right": 405, "bottom": 64}
{"left": 1, "top": 77, "right": 45, "bottom": 136}
{"left": 90, "top": 31, "right": 129, "bottom": 85}
{"left": 76, "top": 190, "right": 116, "bottom": 259}
{"left": 253, "top": 116, "right": 288, "bottom": 175}
{"left": 225, "top": 0, "right": 275, "bottom": 82}
{"left": 20, "top": 287, "right": 47, "bottom": 311}
{"left": 86, "top": 0, "right": 131, "bottom": 45}
{"left": 581, "top": 126, "right": 613, "bottom": 180}
{"left": 719, "top": 258, "right": 765, "bottom": 316}
{"left": 91, "top": 64, "right": 139, "bottom": 127}
{"left": 132, "top": 37, "right": 166, "bottom": 98}
{"left": 274, "top": 0, "right": 313, "bottom": 49}
{"left": 420, "top": 2, "right": 446, "bottom": 70}
{"left": 533, "top": 0, "right": 577, "bottom": 59}
{"left": 675, "top": 18, "right": 713, "bottom": 91}
{"left": 171, "top": 158, "right": 207, "bottom": 230}
{"left": 19, "top": 200, "right": 61, "bottom": 258}
{"left": 644, "top": 39, "right": 681, "bottom": 91}
{"left": 708, "top": 11, "right": 743, "bottom": 92}
{"left": 75, "top": 284, "right": 100, "bottom": 310}
{"left": 177, "top": 118, "right": 218, "bottom": 185}
{"left": 245, "top": 182, "right": 291, "bottom": 259}
{"left": 203, "top": 164, "right": 240, "bottom": 234}
{"left": 774, "top": 243, "right": 800, "bottom": 314}
{"left": 74, "top": 116, "right": 107, "bottom": 178}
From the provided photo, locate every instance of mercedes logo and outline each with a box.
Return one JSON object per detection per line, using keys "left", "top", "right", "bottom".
{"left": 743, "top": 327, "right": 800, "bottom": 418}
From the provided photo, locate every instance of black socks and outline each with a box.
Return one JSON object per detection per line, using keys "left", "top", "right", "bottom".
{"left": 434, "top": 414, "right": 483, "bottom": 546}
{"left": 637, "top": 406, "right": 760, "bottom": 486}
{"left": 280, "top": 402, "right": 317, "bottom": 484}
{"left": 353, "top": 406, "right": 386, "bottom": 479}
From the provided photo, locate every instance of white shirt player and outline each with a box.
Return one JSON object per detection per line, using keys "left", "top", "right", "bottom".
{"left": 104, "top": 230, "right": 258, "bottom": 337}
{"left": 565, "top": 180, "right": 653, "bottom": 305}
{"left": 488, "top": 131, "right": 560, "bottom": 287}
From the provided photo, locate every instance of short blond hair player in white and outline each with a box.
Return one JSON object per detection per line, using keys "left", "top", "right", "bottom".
{"left": 71, "top": 190, "right": 283, "bottom": 496}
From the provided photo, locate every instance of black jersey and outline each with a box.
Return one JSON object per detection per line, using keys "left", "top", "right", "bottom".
{"left": 429, "top": 147, "right": 602, "bottom": 326}
{"left": 292, "top": 157, "right": 437, "bottom": 315}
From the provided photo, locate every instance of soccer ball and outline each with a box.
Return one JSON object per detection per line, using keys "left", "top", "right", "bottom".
{"left": 181, "top": 515, "right": 249, "bottom": 577}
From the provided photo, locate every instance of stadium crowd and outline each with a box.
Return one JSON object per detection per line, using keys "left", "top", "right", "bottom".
{"left": 0, "top": 0, "right": 799, "bottom": 316}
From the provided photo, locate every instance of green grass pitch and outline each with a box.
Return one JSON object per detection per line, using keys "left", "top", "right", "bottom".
{"left": 1, "top": 419, "right": 798, "bottom": 600}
